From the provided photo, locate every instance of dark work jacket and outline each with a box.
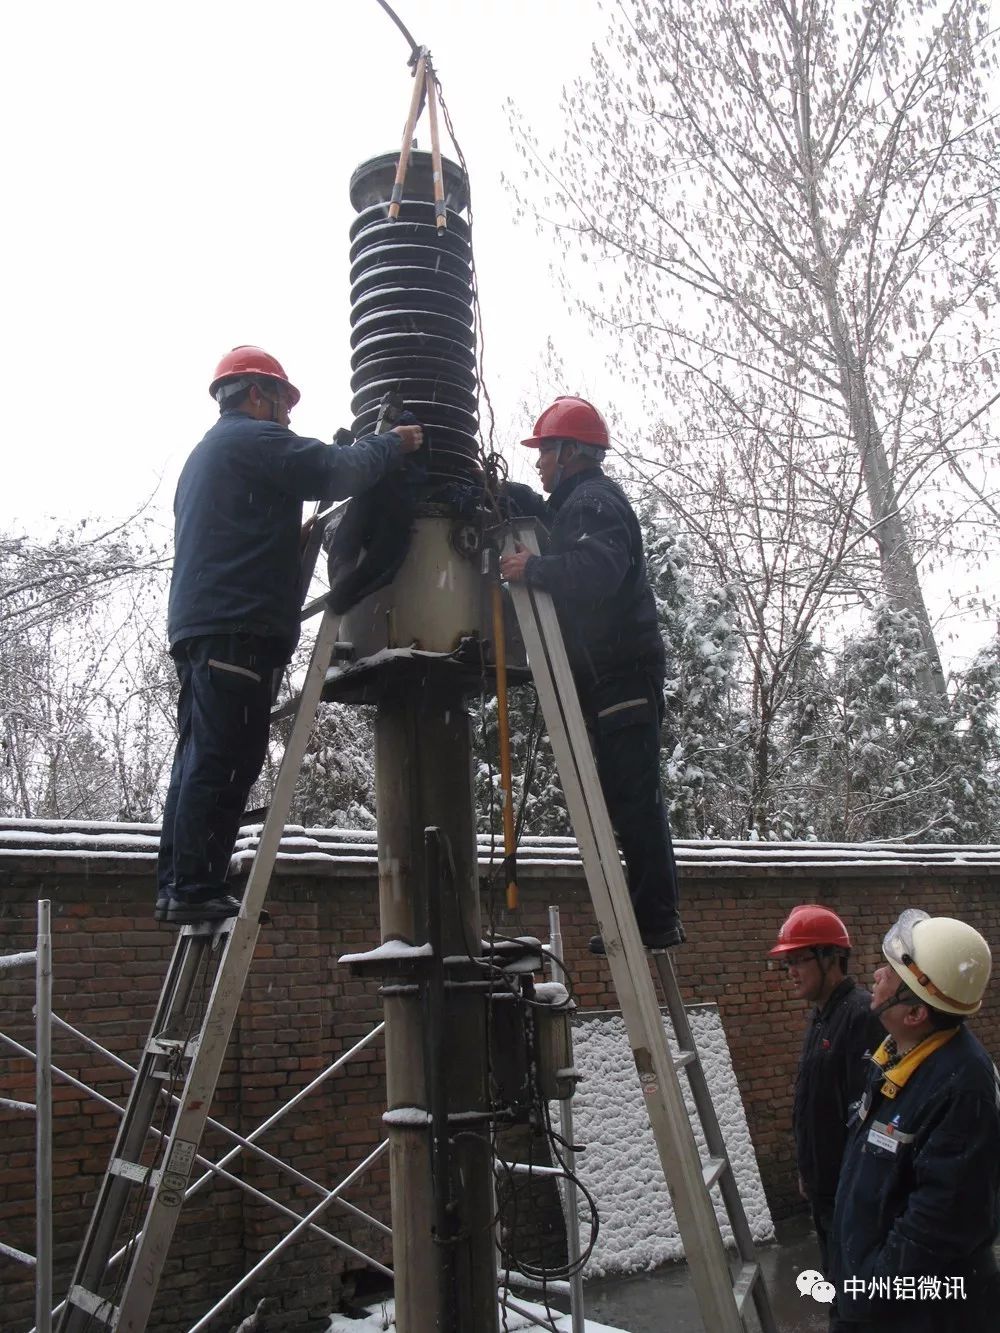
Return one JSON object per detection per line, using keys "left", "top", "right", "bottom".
{"left": 829, "top": 1024, "right": 1000, "bottom": 1330}
{"left": 509, "top": 469, "right": 666, "bottom": 690}
{"left": 167, "top": 411, "right": 405, "bottom": 653}
{"left": 794, "top": 976, "right": 883, "bottom": 1206}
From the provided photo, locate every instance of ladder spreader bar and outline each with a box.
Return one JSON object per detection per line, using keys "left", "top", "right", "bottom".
{"left": 701, "top": 1156, "right": 728, "bottom": 1190}
{"left": 68, "top": 1286, "right": 117, "bottom": 1325}
{"left": 108, "top": 1159, "right": 153, "bottom": 1185}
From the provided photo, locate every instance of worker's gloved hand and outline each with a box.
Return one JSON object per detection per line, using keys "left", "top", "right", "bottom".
{"left": 499, "top": 480, "right": 540, "bottom": 517}
{"left": 333, "top": 427, "right": 356, "bottom": 447}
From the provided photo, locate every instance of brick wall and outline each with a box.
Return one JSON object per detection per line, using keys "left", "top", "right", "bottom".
{"left": 2, "top": 831, "right": 998, "bottom": 1330}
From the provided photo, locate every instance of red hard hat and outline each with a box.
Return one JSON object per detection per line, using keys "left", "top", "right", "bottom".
{"left": 768, "top": 904, "right": 851, "bottom": 956}
{"left": 209, "top": 345, "right": 301, "bottom": 406}
{"left": 521, "top": 396, "right": 610, "bottom": 449}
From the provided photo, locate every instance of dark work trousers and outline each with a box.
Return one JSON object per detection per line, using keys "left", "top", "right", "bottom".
{"left": 811, "top": 1196, "right": 835, "bottom": 1275}
{"left": 577, "top": 669, "right": 680, "bottom": 933}
{"left": 157, "top": 634, "right": 287, "bottom": 903}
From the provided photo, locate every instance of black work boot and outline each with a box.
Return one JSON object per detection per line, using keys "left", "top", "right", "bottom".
{"left": 589, "top": 922, "right": 686, "bottom": 956}
{"left": 166, "top": 893, "right": 242, "bottom": 926}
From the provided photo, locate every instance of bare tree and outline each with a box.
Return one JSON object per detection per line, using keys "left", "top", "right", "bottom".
{"left": 1, "top": 521, "right": 174, "bottom": 819}
{"left": 0, "top": 513, "right": 169, "bottom": 637}
{"left": 639, "top": 381, "right": 878, "bottom": 832}
{"left": 511, "top": 0, "right": 1000, "bottom": 701}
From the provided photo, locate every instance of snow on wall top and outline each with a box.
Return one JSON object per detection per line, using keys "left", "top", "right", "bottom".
{"left": 325, "top": 1296, "right": 626, "bottom": 1332}
{"left": 2, "top": 817, "right": 998, "bottom": 876}
{"left": 568, "top": 1006, "right": 774, "bottom": 1278}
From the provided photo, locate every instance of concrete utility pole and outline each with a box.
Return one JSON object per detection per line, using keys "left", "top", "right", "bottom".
{"left": 376, "top": 689, "right": 497, "bottom": 1332}
{"left": 331, "top": 149, "right": 501, "bottom": 1333}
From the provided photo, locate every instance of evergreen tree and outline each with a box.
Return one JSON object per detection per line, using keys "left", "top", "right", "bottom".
{"left": 788, "top": 610, "right": 1000, "bottom": 842}
{"left": 642, "top": 510, "right": 745, "bottom": 837}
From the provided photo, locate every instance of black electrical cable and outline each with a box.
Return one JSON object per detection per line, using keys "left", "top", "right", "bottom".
{"left": 370, "top": 0, "right": 420, "bottom": 60}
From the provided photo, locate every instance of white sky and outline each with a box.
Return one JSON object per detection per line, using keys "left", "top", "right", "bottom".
{"left": 2, "top": 0, "right": 995, "bottom": 669}
{"left": 1, "top": 0, "right": 600, "bottom": 534}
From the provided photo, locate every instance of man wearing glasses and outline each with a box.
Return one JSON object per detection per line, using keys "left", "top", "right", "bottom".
{"left": 157, "top": 346, "right": 422, "bottom": 926}
{"left": 770, "top": 904, "right": 883, "bottom": 1272}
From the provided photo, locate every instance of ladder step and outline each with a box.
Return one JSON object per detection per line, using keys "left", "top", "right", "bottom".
{"left": 733, "top": 1261, "right": 761, "bottom": 1314}
{"left": 673, "top": 1047, "right": 698, "bottom": 1070}
{"left": 109, "top": 1156, "right": 154, "bottom": 1185}
{"left": 270, "top": 695, "right": 299, "bottom": 723}
{"left": 701, "top": 1155, "right": 729, "bottom": 1190}
{"left": 300, "top": 592, "right": 328, "bottom": 621}
{"left": 69, "top": 1284, "right": 118, "bottom": 1324}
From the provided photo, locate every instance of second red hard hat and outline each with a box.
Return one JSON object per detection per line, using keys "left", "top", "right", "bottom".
{"left": 209, "top": 345, "right": 301, "bottom": 407}
{"left": 769, "top": 904, "right": 851, "bottom": 956}
{"left": 521, "top": 396, "right": 610, "bottom": 449}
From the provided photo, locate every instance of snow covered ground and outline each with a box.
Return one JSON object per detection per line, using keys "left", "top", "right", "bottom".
{"left": 326, "top": 1297, "right": 624, "bottom": 1331}
{"left": 568, "top": 1004, "right": 774, "bottom": 1277}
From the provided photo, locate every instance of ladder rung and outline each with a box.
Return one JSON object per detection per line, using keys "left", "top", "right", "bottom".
{"left": 180, "top": 918, "right": 234, "bottom": 937}
{"left": 270, "top": 696, "right": 299, "bottom": 723}
{"left": 733, "top": 1261, "right": 761, "bottom": 1314}
{"left": 69, "top": 1284, "right": 118, "bottom": 1325}
{"left": 701, "top": 1155, "right": 728, "bottom": 1190}
{"left": 109, "top": 1157, "right": 154, "bottom": 1185}
{"left": 673, "top": 1048, "right": 697, "bottom": 1070}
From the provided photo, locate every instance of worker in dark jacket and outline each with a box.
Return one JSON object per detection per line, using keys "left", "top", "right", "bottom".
{"left": 828, "top": 909, "right": 1000, "bottom": 1332}
{"left": 157, "top": 345, "right": 422, "bottom": 926}
{"left": 499, "top": 396, "right": 682, "bottom": 952}
{"left": 769, "top": 904, "right": 883, "bottom": 1272}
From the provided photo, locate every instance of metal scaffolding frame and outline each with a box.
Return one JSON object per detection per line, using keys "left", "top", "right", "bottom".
{"left": 1, "top": 905, "right": 587, "bottom": 1333}
{"left": 0, "top": 900, "right": 52, "bottom": 1333}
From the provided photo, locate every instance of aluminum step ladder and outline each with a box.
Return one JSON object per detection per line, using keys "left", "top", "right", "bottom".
{"left": 54, "top": 398, "right": 406, "bottom": 1333}
{"left": 503, "top": 521, "right": 777, "bottom": 1333}
{"left": 55, "top": 604, "right": 341, "bottom": 1333}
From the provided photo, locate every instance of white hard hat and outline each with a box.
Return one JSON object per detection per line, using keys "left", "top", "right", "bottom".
{"left": 883, "top": 909, "right": 992, "bottom": 1016}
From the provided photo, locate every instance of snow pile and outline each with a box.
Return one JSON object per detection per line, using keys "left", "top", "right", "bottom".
{"left": 325, "top": 1298, "right": 625, "bottom": 1331}
{"left": 568, "top": 1005, "right": 774, "bottom": 1277}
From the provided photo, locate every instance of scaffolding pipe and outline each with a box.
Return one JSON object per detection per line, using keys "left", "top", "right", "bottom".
{"left": 2, "top": 1036, "right": 392, "bottom": 1333}
{"left": 51, "top": 1014, "right": 390, "bottom": 1230}
{"left": 35, "top": 900, "right": 53, "bottom": 1333}
{"left": 547, "top": 905, "right": 585, "bottom": 1333}
{"left": 185, "top": 1143, "right": 389, "bottom": 1333}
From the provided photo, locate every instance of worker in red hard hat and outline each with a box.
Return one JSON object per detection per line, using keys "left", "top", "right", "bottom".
{"left": 769, "top": 905, "right": 883, "bottom": 1275}
{"left": 156, "top": 346, "right": 422, "bottom": 927}
{"left": 828, "top": 910, "right": 1000, "bottom": 1330}
{"left": 499, "top": 396, "right": 682, "bottom": 953}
